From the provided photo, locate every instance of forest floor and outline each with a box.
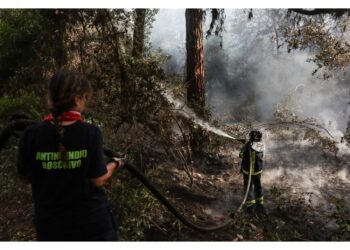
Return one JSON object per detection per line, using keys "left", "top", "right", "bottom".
{"left": 0, "top": 128, "right": 350, "bottom": 241}
{"left": 142, "top": 128, "right": 350, "bottom": 241}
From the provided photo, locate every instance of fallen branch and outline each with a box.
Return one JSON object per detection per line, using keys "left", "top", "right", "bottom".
{"left": 257, "top": 121, "right": 335, "bottom": 139}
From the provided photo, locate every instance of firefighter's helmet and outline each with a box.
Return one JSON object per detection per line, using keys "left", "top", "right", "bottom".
{"left": 249, "top": 130, "right": 262, "bottom": 142}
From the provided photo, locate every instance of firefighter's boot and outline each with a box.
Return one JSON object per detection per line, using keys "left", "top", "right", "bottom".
{"left": 256, "top": 204, "right": 267, "bottom": 218}
{"left": 245, "top": 205, "right": 255, "bottom": 215}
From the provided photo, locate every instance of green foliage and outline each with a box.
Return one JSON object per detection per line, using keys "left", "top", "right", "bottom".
{"left": 0, "top": 10, "right": 56, "bottom": 89}
{"left": 0, "top": 92, "right": 43, "bottom": 120}
{"left": 328, "top": 196, "right": 350, "bottom": 240}
{"left": 124, "top": 56, "right": 167, "bottom": 120}
{"left": 106, "top": 175, "right": 166, "bottom": 241}
{"left": 0, "top": 9, "right": 185, "bottom": 241}
{"left": 143, "top": 9, "right": 159, "bottom": 55}
{"left": 283, "top": 14, "right": 350, "bottom": 79}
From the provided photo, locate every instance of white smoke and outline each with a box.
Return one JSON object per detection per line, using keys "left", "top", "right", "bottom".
{"left": 150, "top": 9, "right": 186, "bottom": 74}
{"left": 262, "top": 131, "right": 350, "bottom": 207}
{"left": 150, "top": 9, "right": 350, "bottom": 137}
{"left": 151, "top": 8, "right": 350, "bottom": 214}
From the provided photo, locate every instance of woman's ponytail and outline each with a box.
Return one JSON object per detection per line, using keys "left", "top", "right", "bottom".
{"left": 48, "top": 70, "right": 92, "bottom": 167}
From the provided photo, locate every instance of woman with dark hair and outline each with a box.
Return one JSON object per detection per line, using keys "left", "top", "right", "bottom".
{"left": 17, "top": 70, "right": 123, "bottom": 241}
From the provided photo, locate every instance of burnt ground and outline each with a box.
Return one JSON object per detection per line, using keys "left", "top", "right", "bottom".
{"left": 141, "top": 129, "right": 350, "bottom": 241}
{"left": 0, "top": 129, "right": 350, "bottom": 241}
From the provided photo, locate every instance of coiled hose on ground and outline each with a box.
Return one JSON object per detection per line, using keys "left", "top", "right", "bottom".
{"left": 0, "top": 118, "right": 253, "bottom": 233}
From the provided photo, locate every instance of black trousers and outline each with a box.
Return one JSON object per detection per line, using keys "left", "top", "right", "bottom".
{"left": 243, "top": 174, "right": 263, "bottom": 206}
{"left": 35, "top": 209, "right": 118, "bottom": 241}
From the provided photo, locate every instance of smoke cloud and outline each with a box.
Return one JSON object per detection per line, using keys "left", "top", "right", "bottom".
{"left": 150, "top": 9, "right": 350, "bottom": 136}
{"left": 150, "top": 9, "right": 186, "bottom": 75}
{"left": 150, "top": 9, "right": 350, "bottom": 217}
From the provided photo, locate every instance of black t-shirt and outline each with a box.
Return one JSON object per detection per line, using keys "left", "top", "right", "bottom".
{"left": 17, "top": 120, "right": 109, "bottom": 224}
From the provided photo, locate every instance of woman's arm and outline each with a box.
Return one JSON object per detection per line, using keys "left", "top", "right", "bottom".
{"left": 92, "top": 158, "right": 124, "bottom": 186}
{"left": 92, "top": 162, "right": 117, "bottom": 186}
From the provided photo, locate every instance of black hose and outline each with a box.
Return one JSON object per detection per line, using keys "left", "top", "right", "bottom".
{"left": 236, "top": 142, "right": 252, "bottom": 212}
{"left": 127, "top": 163, "right": 232, "bottom": 232}
{"left": 104, "top": 150, "right": 233, "bottom": 232}
{"left": 0, "top": 118, "right": 233, "bottom": 233}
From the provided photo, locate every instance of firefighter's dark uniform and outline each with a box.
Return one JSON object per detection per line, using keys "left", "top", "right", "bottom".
{"left": 239, "top": 141, "right": 264, "bottom": 209}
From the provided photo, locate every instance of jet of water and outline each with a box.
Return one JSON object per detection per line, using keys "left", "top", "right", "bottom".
{"left": 163, "top": 91, "right": 238, "bottom": 140}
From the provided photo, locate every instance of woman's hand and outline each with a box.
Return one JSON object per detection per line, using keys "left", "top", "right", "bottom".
{"left": 111, "top": 157, "right": 125, "bottom": 169}
{"left": 93, "top": 157, "right": 125, "bottom": 186}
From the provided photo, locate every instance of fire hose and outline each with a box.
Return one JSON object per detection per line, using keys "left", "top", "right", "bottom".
{"left": 237, "top": 144, "right": 253, "bottom": 212}
{"left": 0, "top": 117, "right": 253, "bottom": 233}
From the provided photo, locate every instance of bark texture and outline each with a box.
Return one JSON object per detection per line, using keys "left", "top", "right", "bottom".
{"left": 185, "top": 9, "right": 205, "bottom": 108}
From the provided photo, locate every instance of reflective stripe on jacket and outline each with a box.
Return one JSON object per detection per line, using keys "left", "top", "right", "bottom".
{"left": 239, "top": 142, "right": 264, "bottom": 175}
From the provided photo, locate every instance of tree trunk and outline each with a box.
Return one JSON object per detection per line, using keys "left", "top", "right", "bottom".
{"left": 132, "top": 9, "right": 146, "bottom": 59}
{"left": 185, "top": 9, "right": 205, "bottom": 109}
{"left": 345, "top": 121, "right": 350, "bottom": 144}
{"left": 103, "top": 10, "right": 130, "bottom": 84}
{"left": 44, "top": 9, "right": 68, "bottom": 68}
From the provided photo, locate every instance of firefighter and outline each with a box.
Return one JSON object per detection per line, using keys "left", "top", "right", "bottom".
{"left": 239, "top": 130, "right": 266, "bottom": 215}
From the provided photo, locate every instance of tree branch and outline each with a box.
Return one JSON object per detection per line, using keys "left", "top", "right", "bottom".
{"left": 289, "top": 9, "right": 350, "bottom": 17}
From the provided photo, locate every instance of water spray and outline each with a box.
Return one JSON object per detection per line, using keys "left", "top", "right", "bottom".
{"left": 163, "top": 92, "right": 264, "bottom": 214}
{"left": 163, "top": 91, "right": 245, "bottom": 143}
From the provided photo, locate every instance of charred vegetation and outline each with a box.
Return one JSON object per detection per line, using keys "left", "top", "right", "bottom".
{"left": 0, "top": 8, "right": 350, "bottom": 241}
